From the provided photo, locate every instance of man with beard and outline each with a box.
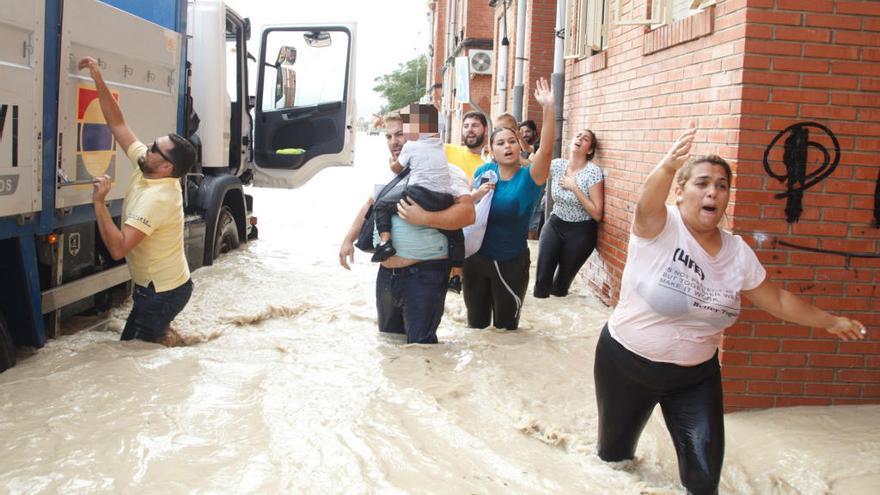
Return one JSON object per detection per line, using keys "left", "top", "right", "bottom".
{"left": 339, "top": 113, "right": 474, "bottom": 344}
{"left": 445, "top": 111, "right": 488, "bottom": 179}
{"left": 79, "top": 57, "right": 196, "bottom": 344}
{"left": 518, "top": 119, "right": 540, "bottom": 159}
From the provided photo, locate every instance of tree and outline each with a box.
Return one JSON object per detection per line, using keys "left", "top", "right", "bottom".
{"left": 373, "top": 55, "right": 427, "bottom": 114}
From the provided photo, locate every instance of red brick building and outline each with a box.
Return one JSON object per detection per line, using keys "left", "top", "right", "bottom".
{"left": 490, "top": 0, "right": 559, "bottom": 121}
{"left": 561, "top": 0, "right": 879, "bottom": 409}
{"left": 427, "top": 0, "right": 495, "bottom": 144}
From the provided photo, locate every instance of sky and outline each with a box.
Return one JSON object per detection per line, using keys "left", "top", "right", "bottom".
{"left": 225, "top": 0, "right": 431, "bottom": 119}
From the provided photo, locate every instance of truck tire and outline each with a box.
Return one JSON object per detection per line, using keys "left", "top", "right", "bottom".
{"left": 213, "top": 206, "right": 240, "bottom": 260}
{"left": 0, "top": 312, "right": 15, "bottom": 373}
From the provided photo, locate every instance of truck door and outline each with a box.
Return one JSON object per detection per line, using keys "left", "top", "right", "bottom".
{"left": 252, "top": 24, "right": 355, "bottom": 188}
{"left": 0, "top": 2, "right": 43, "bottom": 217}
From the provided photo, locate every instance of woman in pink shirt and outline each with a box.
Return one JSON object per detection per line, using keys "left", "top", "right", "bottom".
{"left": 595, "top": 127, "right": 868, "bottom": 494}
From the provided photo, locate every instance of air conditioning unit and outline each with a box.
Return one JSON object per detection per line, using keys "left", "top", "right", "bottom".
{"left": 468, "top": 49, "right": 494, "bottom": 75}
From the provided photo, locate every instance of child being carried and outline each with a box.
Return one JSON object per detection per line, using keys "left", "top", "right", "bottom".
{"left": 371, "top": 104, "right": 464, "bottom": 288}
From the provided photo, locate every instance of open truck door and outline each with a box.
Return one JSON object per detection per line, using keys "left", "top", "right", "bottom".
{"left": 252, "top": 24, "right": 356, "bottom": 188}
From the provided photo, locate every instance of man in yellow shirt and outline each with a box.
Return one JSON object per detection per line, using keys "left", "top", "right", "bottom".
{"left": 79, "top": 57, "right": 197, "bottom": 344}
{"left": 444, "top": 111, "right": 487, "bottom": 179}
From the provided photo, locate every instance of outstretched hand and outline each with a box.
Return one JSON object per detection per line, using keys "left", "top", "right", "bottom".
{"left": 533, "top": 77, "right": 554, "bottom": 108}
{"left": 826, "top": 317, "right": 868, "bottom": 341}
{"left": 659, "top": 125, "right": 697, "bottom": 172}
{"left": 78, "top": 57, "right": 102, "bottom": 79}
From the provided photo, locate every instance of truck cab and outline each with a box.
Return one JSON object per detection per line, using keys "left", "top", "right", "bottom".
{"left": 0, "top": 0, "right": 356, "bottom": 371}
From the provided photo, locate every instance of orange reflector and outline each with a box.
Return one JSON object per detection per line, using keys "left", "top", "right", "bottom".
{"left": 249, "top": 216, "right": 258, "bottom": 226}
{"left": 47, "top": 233, "right": 58, "bottom": 245}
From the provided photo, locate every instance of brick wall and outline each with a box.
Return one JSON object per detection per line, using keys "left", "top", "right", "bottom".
{"left": 429, "top": 0, "right": 446, "bottom": 106}
{"left": 488, "top": 0, "right": 558, "bottom": 122}
{"left": 434, "top": 0, "right": 494, "bottom": 145}
{"left": 564, "top": 0, "right": 879, "bottom": 410}
{"left": 523, "top": 0, "right": 558, "bottom": 122}
{"left": 721, "top": 0, "right": 880, "bottom": 410}
{"left": 491, "top": 2, "right": 518, "bottom": 117}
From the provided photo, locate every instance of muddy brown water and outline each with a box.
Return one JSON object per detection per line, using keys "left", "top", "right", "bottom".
{"left": 1, "top": 134, "right": 877, "bottom": 494}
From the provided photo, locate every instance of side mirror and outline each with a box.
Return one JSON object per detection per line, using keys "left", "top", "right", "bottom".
{"left": 248, "top": 95, "right": 256, "bottom": 109}
{"left": 276, "top": 45, "right": 297, "bottom": 65}
{"left": 303, "top": 31, "right": 332, "bottom": 48}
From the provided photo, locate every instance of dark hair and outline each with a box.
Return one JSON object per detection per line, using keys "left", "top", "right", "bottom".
{"left": 675, "top": 154, "right": 733, "bottom": 188}
{"left": 518, "top": 120, "right": 537, "bottom": 133}
{"left": 401, "top": 103, "right": 439, "bottom": 133}
{"left": 583, "top": 129, "right": 597, "bottom": 161}
{"left": 167, "top": 133, "right": 197, "bottom": 178}
{"left": 490, "top": 126, "right": 518, "bottom": 143}
{"left": 462, "top": 111, "right": 488, "bottom": 128}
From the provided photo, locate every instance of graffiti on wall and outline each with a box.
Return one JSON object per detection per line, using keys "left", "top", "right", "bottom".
{"left": 762, "top": 121, "right": 879, "bottom": 262}
{"left": 875, "top": 168, "right": 880, "bottom": 228}
{"left": 763, "top": 122, "right": 840, "bottom": 223}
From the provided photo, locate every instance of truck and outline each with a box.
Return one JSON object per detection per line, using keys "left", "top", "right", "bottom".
{"left": 0, "top": 0, "right": 357, "bottom": 371}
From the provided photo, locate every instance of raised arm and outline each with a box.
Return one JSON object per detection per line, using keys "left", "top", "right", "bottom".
{"left": 78, "top": 57, "right": 137, "bottom": 153}
{"left": 633, "top": 126, "right": 696, "bottom": 238}
{"left": 743, "top": 279, "right": 868, "bottom": 341}
{"left": 529, "top": 78, "right": 556, "bottom": 186}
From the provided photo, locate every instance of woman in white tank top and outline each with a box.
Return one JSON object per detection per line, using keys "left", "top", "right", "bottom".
{"left": 593, "top": 126, "right": 868, "bottom": 495}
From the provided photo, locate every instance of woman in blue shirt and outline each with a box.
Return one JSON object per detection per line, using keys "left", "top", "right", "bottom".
{"left": 464, "top": 78, "right": 556, "bottom": 330}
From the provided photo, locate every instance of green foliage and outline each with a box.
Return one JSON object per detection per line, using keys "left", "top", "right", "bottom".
{"left": 373, "top": 55, "right": 427, "bottom": 114}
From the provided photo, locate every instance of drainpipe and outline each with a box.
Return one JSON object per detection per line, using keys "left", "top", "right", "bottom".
{"left": 426, "top": 9, "right": 433, "bottom": 99}
{"left": 445, "top": 0, "right": 457, "bottom": 141}
{"left": 511, "top": 0, "right": 527, "bottom": 121}
{"left": 552, "top": 0, "right": 565, "bottom": 159}
{"left": 497, "top": 1, "right": 509, "bottom": 115}
{"left": 545, "top": 0, "right": 566, "bottom": 218}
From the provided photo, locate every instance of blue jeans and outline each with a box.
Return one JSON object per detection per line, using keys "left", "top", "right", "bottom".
{"left": 121, "top": 279, "right": 193, "bottom": 343}
{"left": 375, "top": 260, "right": 449, "bottom": 344}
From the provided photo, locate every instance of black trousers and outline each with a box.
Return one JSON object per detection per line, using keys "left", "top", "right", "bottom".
{"left": 594, "top": 325, "right": 724, "bottom": 495}
{"left": 534, "top": 214, "right": 598, "bottom": 298}
{"left": 373, "top": 184, "right": 464, "bottom": 267}
{"left": 461, "top": 249, "right": 530, "bottom": 330}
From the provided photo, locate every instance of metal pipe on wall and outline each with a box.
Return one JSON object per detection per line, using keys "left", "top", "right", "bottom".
{"left": 496, "top": 1, "right": 509, "bottom": 115}
{"left": 511, "top": 0, "right": 527, "bottom": 121}
{"left": 552, "top": 0, "right": 566, "bottom": 159}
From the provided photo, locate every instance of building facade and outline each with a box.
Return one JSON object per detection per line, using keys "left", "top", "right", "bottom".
{"left": 429, "top": 0, "right": 879, "bottom": 410}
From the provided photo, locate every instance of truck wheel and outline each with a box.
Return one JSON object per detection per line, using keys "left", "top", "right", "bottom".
{"left": 0, "top": 312, "right": 15, "bottom": 373}
{"left": 213, "top": 206, "right": 240, "bottom": 260}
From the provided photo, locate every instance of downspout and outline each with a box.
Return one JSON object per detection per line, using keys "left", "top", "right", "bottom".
{"left": 445, "top": 0, "right": 457, "bottom": 141}
{"left": 511, "top": 0, "right": 527, "bottom": 121}
{"left": 552, "top": 0, "right": 565, "bottom": 159}
{"left": 426, "top": 9, "right": 433, "bottom": 99}
{"left": 547, "top": 0, "right": 566, "bottom": 217}
{"left": 497, "top": 1, "right": 509, "bottom": 115}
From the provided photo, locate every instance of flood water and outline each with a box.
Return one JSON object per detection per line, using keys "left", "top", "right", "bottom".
{"left": 1, "top": 133, "right": 878, "bottom": 494}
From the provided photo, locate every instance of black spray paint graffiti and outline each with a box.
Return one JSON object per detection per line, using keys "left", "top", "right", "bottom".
{"left": 874, "top": 168, "right": 880, "bottom": 228}
{"left": 762, "top": 122, "right": 880, "bottom": 263}
{"left": 763, "top": 122, "right": 840, "bottom": 223}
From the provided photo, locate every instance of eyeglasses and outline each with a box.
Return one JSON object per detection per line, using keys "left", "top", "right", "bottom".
{"left": 150, "top": 141, "right": 175, "bottom": 167}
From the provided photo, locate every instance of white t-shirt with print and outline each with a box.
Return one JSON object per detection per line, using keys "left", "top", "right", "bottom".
{"left": 608, "top": 205, "right": 766, "bottom": 366}
{"left": 549, "top": 158, "right": 604, "bottom": 222}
